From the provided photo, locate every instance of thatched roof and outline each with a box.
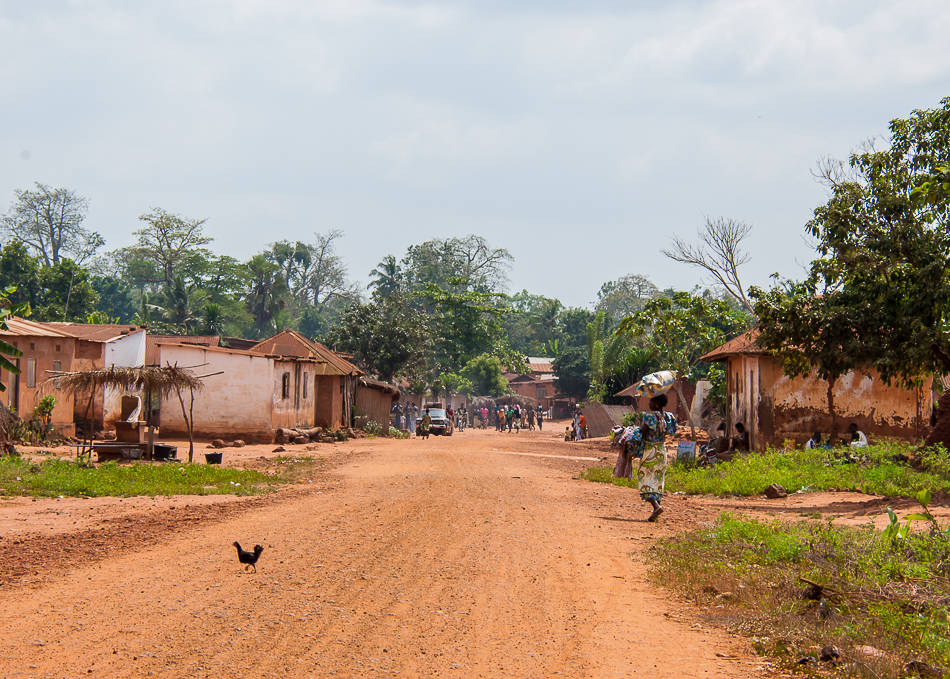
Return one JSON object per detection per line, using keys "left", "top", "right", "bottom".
{"left": 48, "top": 365, "right": 203, "bottom": 398}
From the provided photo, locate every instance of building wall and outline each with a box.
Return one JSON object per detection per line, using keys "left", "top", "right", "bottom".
{"left": 271, "top": 359, "right": 317, "bottom": 430}
{"left": 725, "top": 355, "right": 931, "bottom": 448}
{"left": 102, "top": 331, "right": 146, "bottom": 425}
{"left": 354, "top": 385, "right": 396, "bottom": 428}
{"left": 158, "top": 345, "right": 275, "bottom": 441}
{"left": 1, "top": 336, "right": 77, "bottom": 435}
{"left": 316, "top": 375, "right": 344, "bottom": 428}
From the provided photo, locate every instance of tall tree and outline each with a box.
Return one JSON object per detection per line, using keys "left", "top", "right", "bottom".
{"left": 367, "top": 254, "right": 402, "bottom": 299}
{"left": 595, "top": 274, "right": 659, "bottom": 324}
{"left": 664, "top": 217, "right": 755, "bottom": 313}
{"left": 325, "top": 293, "right": 430, "bottom": 382}
{"left": 751, "top": 96, "right": 950, "bottom": 434}
{"left": 2, "top": 183, "right": 103, "bottom": 266}
{"left": 401, "top": 235, "right": 511, "bottom": 294}
{"left": 115, "top": 208, "right": 212, "bottom": 288}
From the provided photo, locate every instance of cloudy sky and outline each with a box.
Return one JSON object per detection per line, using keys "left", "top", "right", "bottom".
{"left": 2, "top": 1, "right": 948, "bottom": 307}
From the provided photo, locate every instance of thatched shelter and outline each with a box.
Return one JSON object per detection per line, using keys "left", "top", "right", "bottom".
{"left": 49, "top": 365, "right": 204, "bottom": 461}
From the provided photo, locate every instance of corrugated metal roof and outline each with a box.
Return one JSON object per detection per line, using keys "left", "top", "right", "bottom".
{"left": 250, "top": 330, "right": 363, "bottom": 376}
{"left": 46, "top": 322, "right": 142, "bottom": 342}
{"left": 699, "top": 329, "right": 766, "bottom": 362}
{"left": 526, "top": 356, "right": 555, "bottom": 373}
{"left": 0, "top": 317, "right": 74, "bottom": 338}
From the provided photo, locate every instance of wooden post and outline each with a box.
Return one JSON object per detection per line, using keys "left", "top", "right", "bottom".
{"left": 146, "top": 387, "right": 155, "bottom": 460}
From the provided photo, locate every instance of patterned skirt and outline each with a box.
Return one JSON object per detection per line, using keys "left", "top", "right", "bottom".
{"left": 637, "top": 442, "right": 668, "bottom": 501}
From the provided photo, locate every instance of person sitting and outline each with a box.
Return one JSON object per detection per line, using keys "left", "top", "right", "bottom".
{"left": 848, "top": 422, "right": 869, "bottom": 448}
{"left": 805, "top": 430, "right": 823, "bottom": 449}
{"left": 731, "top": 422, "right": 750, "bottom": 452}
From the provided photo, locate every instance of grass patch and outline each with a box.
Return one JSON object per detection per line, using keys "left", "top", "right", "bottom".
{"left": 582, "top": 442, "right": 950, "bottom": 498}
{"left": 0, "top": 455, "right": 284, "bottom": 497}
{"left": 651, "top": 513, "right": 950, "bottom": 676}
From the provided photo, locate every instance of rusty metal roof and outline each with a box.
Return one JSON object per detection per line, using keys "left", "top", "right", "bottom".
{"left": 250, "top": 330, "right": 363, "bottom": 376}
{"left": 0, "top": 317, "right": 74, "bottom": 338}
{"left": 46, "top": 322, "right": 142, "bottom": 342}
{"left": 699, "top": 329, "right": 766, "bottom": 362}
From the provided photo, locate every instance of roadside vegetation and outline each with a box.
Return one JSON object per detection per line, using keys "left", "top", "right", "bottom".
{"left": 582, "top": 443, "right": 950, "bottom": 499}
{"left": 650, "top": 504, "right": 949, "bottom": 677}
{"left": 0, "top": 456, "right": 285, "bottom": 497}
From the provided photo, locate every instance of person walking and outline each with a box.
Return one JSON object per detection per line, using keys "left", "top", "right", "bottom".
{"left": 407, "top": 403, "right": 418, "bottom": 434}
{"left": 527, "top": 407, "right": 536, "bottom": 431}
{"left": 613, "top": 394, "right": 677, "bottom": 522}
{"left": 419, "top": 409, "right": 432, "bottom": 439}
{"left": 537, "top": 405, "right": 544, "bottom": 431}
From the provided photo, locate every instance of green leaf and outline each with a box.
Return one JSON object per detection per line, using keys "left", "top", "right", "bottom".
{"left": 903, "top": 513, "right": 932, "bottom": 522}
{"left": 916, "top": 489, "right": 931, "bottom": 508}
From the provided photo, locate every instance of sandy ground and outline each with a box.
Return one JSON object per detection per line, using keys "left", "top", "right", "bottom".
{"left": 3, "top": 424, "right": 896, "bottom": 678}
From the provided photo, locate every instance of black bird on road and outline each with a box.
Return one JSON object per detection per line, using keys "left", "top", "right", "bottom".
{"left": 233, "top": 541, "right": 264, "bottom": 572}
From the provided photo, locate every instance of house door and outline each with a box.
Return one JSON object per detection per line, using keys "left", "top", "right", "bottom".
{"left": 8, "top": 358, "right": 19, "bottom": 411}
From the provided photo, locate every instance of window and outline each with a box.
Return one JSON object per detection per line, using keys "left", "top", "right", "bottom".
{"left": 26, "top": 358, "right": 36, "bottom": 388}
{"left": 52, "top": 360, "right": 62, "bottom": 372}
{"left": 281, "top": 372, "right": 290, "bottom": 399}
{"left": 303, "top": 374, "right": 308, "bottom": 399}
{"left": 55, "top": 344, "right": 61, "bottom": 352}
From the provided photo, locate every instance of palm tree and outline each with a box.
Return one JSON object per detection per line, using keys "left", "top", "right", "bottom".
{"left": 367, "top": 255, "right": 401, "bottom": 298}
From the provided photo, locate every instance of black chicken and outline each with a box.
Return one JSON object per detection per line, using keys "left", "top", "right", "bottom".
{"left": 233, "top": 541, "right": 264, "bottom": 572}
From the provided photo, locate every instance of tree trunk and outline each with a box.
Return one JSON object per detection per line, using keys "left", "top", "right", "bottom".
{"left": 674, "top": 381, "right": 695, "bottom": 439}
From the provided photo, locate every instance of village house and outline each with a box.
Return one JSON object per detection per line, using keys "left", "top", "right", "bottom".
{"left": 0, "top": 318, "right": 146, "bottom": 435}
{"left": 614, "top": 377, "right": 695, "bottom": 424}
{"left": 354, "top": 377, "right": 400, "bottom": 429}
{"left": 505, "top": 356, "right": 560, "bottom": 411}
{"left": 700, "top": 330, "right": 933, "bottom": 450}
{"left": 157, "top": 329, "right": 363, "bottom": 442}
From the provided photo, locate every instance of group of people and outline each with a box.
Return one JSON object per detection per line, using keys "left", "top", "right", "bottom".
{"left": 566, "top": 408, "right": 587, "bottom": 441}
{"left": 806, "top": 422, "right": 869, "bottom": 449}
{"left": 390, "top": 402, "right": 419, "bottom": 432}
{"left": 492, "top": 403, "right": 545, "bottom": 432}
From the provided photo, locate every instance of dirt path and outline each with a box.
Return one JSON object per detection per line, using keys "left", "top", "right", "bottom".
{"left": 1, "top": 428, "right": 769, "bottom": 679}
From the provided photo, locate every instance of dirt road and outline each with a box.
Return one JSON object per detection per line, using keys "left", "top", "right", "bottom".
{"left": 1, "top": 427, "right": 766, "bottom": 679}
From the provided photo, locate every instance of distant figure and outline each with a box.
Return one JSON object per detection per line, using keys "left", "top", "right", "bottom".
{"left": 536, "top": 406, "right": 544, "bottom": 431}
{"left": 527, "top": 408, "right": 536, "bottom": 430}
{"left": 805, "top": 430, "right": 824, "bottom": 449}
{"left": 419, "top": 409, "right": 432, "bottom": 439}
{"left": 579, "top": 413, "right": 588, "bottom": 439}
{"left": 407, "top": 403, "right": 418, "bottom": 434}
{"left": 564, "top": 426, "right": 573, "bottom": 442}
{"left": 848, "top": 422, "right": 869, "bottom": 448}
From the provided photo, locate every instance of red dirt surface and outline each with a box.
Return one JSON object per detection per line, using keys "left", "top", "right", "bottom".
{"left": 1, "top": 426, "right": 789, "bottom": 678}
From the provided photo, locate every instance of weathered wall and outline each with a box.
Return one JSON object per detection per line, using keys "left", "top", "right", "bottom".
{"left": 2, "top": 336, "right": 77, "bottom": 435}
{"left": 316, "top": 375, "right": 344, "bottom": 428}
{"left": 158, "top": 345, "right": 274, "bottom": 441}
{"left": 354, "top": 385, "right": 396, "bottom": 428}
{"left": 271, "top": 359, "right": 317, "bottom": 430}
{"left": 582, "top": 403, "right": 635, "bottom": 438}
{"left": 726, "top": 355, "right": 931, "bottom": 448}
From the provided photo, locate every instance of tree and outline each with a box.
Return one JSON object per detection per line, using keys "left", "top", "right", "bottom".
{"left": 115, "top": 208, "right": 212, "bottom": 288}
{"left": 751, "top": 97, "right": 950, "bottom": 435}
{"left": 34, "top": 259, "right": 98, "bottom": 322}
{"left": 553, "top": 346, "right": 591, "bottom": 400}
{"left": 324, "top": 293, "right": 430, "bottom": 382}
{"left": 619, "top": 291, "right": 749, "bottom": 436}
{"left": 2, "top": 183, "right": 103, "bottom": 266}
{"left": 461, "top": 354, "right": 509, "bottom": 396}
{"left": 595, "top": 274, "right": 658, "bottom": 324}
{"left": 367, "top": 254, "right": 402, "bottom": 299}
{"left": 664, "top": 217, "right": 755, "bottom": 313}
{"left": 0, "top": 241, "right": 41, "bottom": 310}
{"left": 243, "top": 255, "right": 289, "bottom": 338}
{"left": 502, "top": 290, "right": 563, "bottom": 355}
{"left": 401, "top": 235, "right": 512, "bottom": 294}
{"left": 91, "top": 275, "right": 138, "bottom": 323}
{"left": 556, "top": 307, "right": 596, "bottom": 349}
{"left": 752, "top": 279, "right": 860, "bottom": 430}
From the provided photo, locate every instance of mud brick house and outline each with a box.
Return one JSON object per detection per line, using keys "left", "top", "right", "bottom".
{"left": 0, "top": 318, "right": 146, "bottom": 435}
{"left": 614, "top": 377, "right": 695, "bottom": 424}
{"left": 157, "top": 329, "right": 362, "bottom": 442}
{"left": 505, "top": 357, "right": 558, "bottom": 410}
{"left": 700, "top": 330, "right": 933, "bottom": 450}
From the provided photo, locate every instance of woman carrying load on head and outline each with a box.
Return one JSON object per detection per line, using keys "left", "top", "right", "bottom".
{"left": 613, "top": 393, "right": 677, "bottom": 522}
